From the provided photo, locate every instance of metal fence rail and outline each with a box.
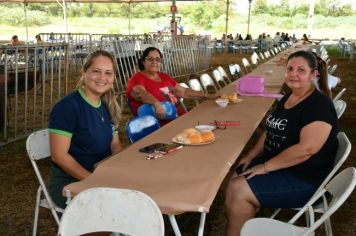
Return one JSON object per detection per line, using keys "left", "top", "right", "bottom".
{"left": 0, "top": 44, "right": 69, "bottom": 147}
{"left": 0, "top": 34, "right": 212, "bottom": 146}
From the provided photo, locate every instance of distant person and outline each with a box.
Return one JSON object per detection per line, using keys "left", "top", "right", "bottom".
{"left": 35, "top": 35, "right": 45, "bottom": 45}
{"left": 9, "top": 35, "right": 23, "bottom": 46}
{"left": 126, "top": 47, "right": 219, "bottom": 126}
{"left": 302, "top": 34, "right": 312, "bottom": 44}
{"left": 49, "top": 32, "right": 55, "bottom": 41}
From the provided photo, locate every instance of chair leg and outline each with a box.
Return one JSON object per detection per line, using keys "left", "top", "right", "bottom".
{"left": 33, "top": 187, "right": 42, "bottom": 236}
{"left": 324, "top": 218, "right": 333, "bottom": 236}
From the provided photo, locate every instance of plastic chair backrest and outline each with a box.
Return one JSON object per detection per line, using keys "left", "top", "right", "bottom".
{"left": 328, "top": 64, "right": 337, "bottom": 75}
{"left": 314, "top": 132, "right": 351, "bottom": 195}
{"left": 200, "top": 73, "right": 218, "bottom": 93}
{"left": 264, "top": 51, "right": 269, "bottom": 58}
{"left": 333, "top": 88, "right": 346, "bottom": 102}
{"left": 179, "top": 82, "right": 189, "bottom": 89}
{"left": 217, "top": 66, "right": 232, "bottom": 83}
{"left": 242, "top": 58, "right": 251, "bottom": 73}
{"left": 125, "top": 115, "right": 160, "bottom": 143}
{"left": 26, "top": 129, "right": 62, "bottom": 228}
{"left": 234, "top": 64, "right": 242, "bottom": 75}
{"left": 57, "top": 187, "right": 165, "bottom": 236}
{"left": 333, "top": 99, "right": 347, "bottom": 119}
{"left": 259, "top": 52, "right": 265, "bottom": 60}
{"left": 213, "top": 69, "right": 227, "bottom": 89}
{"left": 188, "top": 78, "right": 204, "bottom": 92}
{"left": 303, "top": 167, "right": 356, "bottom": 235}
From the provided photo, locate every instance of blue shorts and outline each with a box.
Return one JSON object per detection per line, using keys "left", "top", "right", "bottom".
{"left": 236, "top": 157, "right": 316, "bottom": 208}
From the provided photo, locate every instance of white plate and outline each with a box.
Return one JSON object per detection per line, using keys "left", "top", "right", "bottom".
{"left": 195, "top": 125, "right": 215, "bottom": 133}
{"left": 172, "top": 137, "right": 215, "bottom": 146}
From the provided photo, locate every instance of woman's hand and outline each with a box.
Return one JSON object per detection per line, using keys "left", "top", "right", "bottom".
{"left": 205, "top": 93, "right": 220, "bottom": 100}
{"left": 239, "top": 163, "right": 267, "bottom": 180}
{"left": 236, "top": 155, "right": 254, "bottom": 173}
{"left": 154, "top": 102, "right": 166, "bottom": 119}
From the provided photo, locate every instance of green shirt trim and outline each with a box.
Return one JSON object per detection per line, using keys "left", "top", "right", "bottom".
{"left": 78, "top": 88, "right": 101, "bottom": 108}
{"left": 49, "top": 129, "right": 73, "bottom": 137}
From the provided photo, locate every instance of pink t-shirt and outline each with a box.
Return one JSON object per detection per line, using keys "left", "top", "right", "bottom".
{"left": 126, "top": 72, "right": 185, "bottom": 125}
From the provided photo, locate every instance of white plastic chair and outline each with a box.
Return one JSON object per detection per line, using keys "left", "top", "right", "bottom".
{"left": 217, "top": 66, "right": 232, "bottom": 83}
{"left": 333, "top": 88, "right": 346, "bottom": 102}
{"left": 178, "top": 82, "right": 189, "bottom": 112}
{"left": 200, "top": 73, "right": 218, "bottom": 93}
{"left": 242, "top": 58, "right": 252, "bottom": 74}
{"left": 328, "top": 64, "right": 337, "bottom": 75}
{"left": 250, "top": 54, "right": 258, "bottom": 69}
{"left": 26, "top": 129, "right": 64, "bottom": 236}
{"left": 270, "top": 132, "right": 351, "bottom": 235}
{"left": 333, "top": 99, "right": 347, "bottom": 119}
{"left": 242, "top": 167, "right": 356, "bottom": 236}
{"left": 57, "top": 187, "right": 164, "bottom": 236}
{"left": 213, "top": 69, "right": 228, "bottom": 89}
{"left": 188, "top": 78, "right": 204, "bottom": 92}
{"left": 258, "top": 52, "right": 265, "bottom": 61}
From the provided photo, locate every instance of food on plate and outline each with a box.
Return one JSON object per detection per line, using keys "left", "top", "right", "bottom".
{"left": 228, "top": 92, "right": 238, "bottom": 103}
{"left": 221, "top": 93, "right": 229, "bottom": 100}
{"left": 201, "top": 131, "right": 214, "bottom": 142}
{"left": 189, "top": 134, "right": 204, "bottom": 144}
{"left": 183, "top": 128, "right": 200, "bottom": 136}
{"left": 174, "top": 128, "right": 215, "bottom": 144}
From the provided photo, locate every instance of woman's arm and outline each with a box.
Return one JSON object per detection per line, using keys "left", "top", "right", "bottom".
{"left": 50, "top": 133, "right": 91, "bottom": 180}
{"left": 174, "top": 84, "right": 219, "bottom": 100}
{"left": 111, "top": 134, "right": 123, "bottom": 155}
{"left": 130, "top": 85, "right": 166, "bottom": 119}
{"left": 237, "top": 132, "right": 266, "bottom": 171}
{"left": 243, "top": 121, "right": 332, "bottom": 179}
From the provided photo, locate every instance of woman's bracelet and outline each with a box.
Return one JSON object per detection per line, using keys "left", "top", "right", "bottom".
{"left": 264, "top": 161, "right": 269, "bottom": 174}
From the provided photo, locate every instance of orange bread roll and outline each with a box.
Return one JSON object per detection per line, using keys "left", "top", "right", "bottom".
{"left": 228, "top": 92, "right": 238, "bottom": 102}
{"left": 183, "top": 128, "right": 200, "bottom": 136}
{"left": 188, "top": 134, "right": 203, "bottom": 144}
{"left": 201, "top": 131, "right": 215, "bottom": 142}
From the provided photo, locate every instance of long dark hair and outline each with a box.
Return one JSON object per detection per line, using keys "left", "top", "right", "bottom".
{"left": 137, "top": 47, "right": 163, "bottom": 71}
{"left": 316, "top": 56, "right": 332, "bottom": 98}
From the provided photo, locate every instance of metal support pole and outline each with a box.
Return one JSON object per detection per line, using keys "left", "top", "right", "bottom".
{"left": 24, "top": 3, "right": 29, "bottom": 42}
{"left": 247, "top": 0, "right": 252, "bottom": 36}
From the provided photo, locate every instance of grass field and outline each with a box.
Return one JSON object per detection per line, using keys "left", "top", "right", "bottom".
{"left": 1, "top": 13, "right": 356, "bottom": 42}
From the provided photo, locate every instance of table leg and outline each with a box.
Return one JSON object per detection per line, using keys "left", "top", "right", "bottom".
{"left": 168, "top": 215, "right": 182, "bottom": 236}
{"left": 198, "top": 212, "right": 206, "bottom": 236}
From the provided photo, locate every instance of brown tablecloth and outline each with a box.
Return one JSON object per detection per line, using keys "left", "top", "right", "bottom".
{"left": 64, "top": 43, "right": 309, "bottom": 215}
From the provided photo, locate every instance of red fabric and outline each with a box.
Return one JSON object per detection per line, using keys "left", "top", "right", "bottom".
{"left": 126, "top": 72, "right": 185, "bottom": 125}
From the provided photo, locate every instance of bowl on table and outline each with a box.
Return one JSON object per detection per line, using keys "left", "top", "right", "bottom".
{"left": 215, "top": 98, "right": 229, "bottom": 108}
{"left": 195, "top": 125, "right": 215, "bottom": 133}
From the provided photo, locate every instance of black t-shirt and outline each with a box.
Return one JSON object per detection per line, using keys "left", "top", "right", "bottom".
{"left": 263, "top": 89, "right": 338, "bottom": 187}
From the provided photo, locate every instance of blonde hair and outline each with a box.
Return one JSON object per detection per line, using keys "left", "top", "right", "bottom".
{"left": 77, "top": 50, "right": 121, "bottom": 128}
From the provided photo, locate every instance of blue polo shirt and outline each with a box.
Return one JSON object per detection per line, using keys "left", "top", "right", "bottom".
{"left": 49, "top": 89, "right": 116, "bottom": 171}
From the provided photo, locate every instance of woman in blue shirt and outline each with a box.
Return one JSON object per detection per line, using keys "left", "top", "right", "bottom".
{"left": 48, "top": 50, "right": 123, "bottom": 208}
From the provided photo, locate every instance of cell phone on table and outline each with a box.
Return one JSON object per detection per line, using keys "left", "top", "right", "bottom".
{"left": 155, "top": 143, "right": 183, "bottom": 154}
{"left": 139, "top": 143, "right": 168, "bottom": 153}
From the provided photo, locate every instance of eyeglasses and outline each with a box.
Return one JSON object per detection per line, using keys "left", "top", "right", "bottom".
{"left": 145, "top": 57, "right": 162, "bottom": 63}
{"left": 214, "top": 120, "right": 227, "bottom": 130}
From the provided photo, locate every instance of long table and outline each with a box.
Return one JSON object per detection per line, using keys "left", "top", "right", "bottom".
{"left": 64, "top": 42, "right": 309, "bottom": 235}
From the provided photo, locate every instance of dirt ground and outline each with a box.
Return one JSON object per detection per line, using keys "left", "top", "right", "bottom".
{"left": 0, "top": 49, "right": 355, "bottom": 236}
